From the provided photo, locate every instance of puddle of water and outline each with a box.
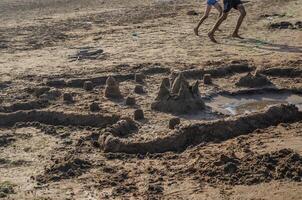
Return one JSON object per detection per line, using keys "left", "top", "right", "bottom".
{"left": 207, "top": 93, "right": 302, "bottom": 115}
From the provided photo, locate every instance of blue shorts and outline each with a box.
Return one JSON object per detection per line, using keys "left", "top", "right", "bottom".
{"left": 223, "top": 0, "right": 242, "bottom": 12}
{"left": 207, "top": 0, "right": 218, "bottom": 6}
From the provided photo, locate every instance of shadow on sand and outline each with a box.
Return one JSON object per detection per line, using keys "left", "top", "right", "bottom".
{"left": 226, "top": 37, "right": 302, "bottom": 54}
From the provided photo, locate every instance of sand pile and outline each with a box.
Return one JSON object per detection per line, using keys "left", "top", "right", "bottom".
{"left": 236, "top": 72, "right": 273, "bottom": 88}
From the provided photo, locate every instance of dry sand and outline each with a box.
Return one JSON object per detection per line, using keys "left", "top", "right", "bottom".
{"left": 0, "top": 0, "right": 302, "bottom": 199}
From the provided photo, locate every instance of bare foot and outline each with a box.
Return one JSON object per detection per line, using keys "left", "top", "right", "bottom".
{"left": 232, "top": 33, "right": 244, "bottom": 39}
{"left": 194, "top": 27, "right": 199, "bottom": 36}
{"left": 208, "top": 32, "right": 218, "bottom": 43}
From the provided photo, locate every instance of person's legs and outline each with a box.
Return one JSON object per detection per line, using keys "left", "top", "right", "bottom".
{"left": 208, "top": 0, "right": 231, "bottom": 43}
{"left": 208, "top": 13, "right": 228, "bottom": 42}
{"left": 213, "top": 2, "right": 223, "bottom": 32}
{"left": 194, "top": 4, "right": 212, "bottom": 36}
{"left": 232, "top": 4, "right": 246, "bottom": 38}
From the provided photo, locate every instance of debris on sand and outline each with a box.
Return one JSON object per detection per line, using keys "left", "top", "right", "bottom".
{"left": 100, "top": 104, "right": 302, "bottom": 154}
{"left": 295, "top": 21, "right": 302, "bottom": 29}
{"left": 41, "top": 125, "right": 57, "bottom": 135}
{"left": 169, "top": 117, "right": 180, "bottom": 129}
{"left": 0, "top": 133, "right": 15, "bottom": 147}
{"left": 0, "top": 43, "right": 8, "bottom": 50}
{"left": 236, "top": 72, "right": 273, "bottom": 88}
{"left": 135, "top": 73, "right": 145, "bottom": 83}
{"left": 83, "top": 81, "right": 94, "bottom": 91}
{"left": 104, "top": 76, "right": 123, "bottom": 99}
{"left": 187, "top": 10, "right": 198, "bottom": 16}
{"left": 151, "top": 73, "right": 205, "bottom": 114}
{"left": 0, "top": 81, "right": 11, "bottom": 90}
{"left": 68, "top": 47, "right": 104, "bottom": 61}
{"left": 190, "top": 149, "right": 302, "bottom": 185}
{"left": 146, "top": 183, "right": 164, "bottom": 197}
{"left": 125, "top": 96, "right": 136, "bottom": 106}
{"left": 63, "top": 93, "right": 74, "bottom": 103}
{"left": 36, "top": 156, "right": 92, "bottom": 183}
{"left": 203, "top": 74, "right": 212, "bottom": 85}
{"left": 259, "top": 13, "right": 286, "bottom": 19}
{"left": 134, "top": 85, "right": 145, "bottom": 94}
{"left": 269, "top": 21, "right": 302, "bottom": 29}
{"left": 134, "top": 109, "right": 144, "bottom": 120}
{"left": 0, "top": 181, "right": 15, "bottom": 198}
{"left": 89, "top": 102, "right": 100, "bottom": 112}
{"left": 269, "top": 21, "right": 294, "bottom": 29}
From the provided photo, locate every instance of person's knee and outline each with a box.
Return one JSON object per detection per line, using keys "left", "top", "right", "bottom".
{"left": 218, "top": 10, "right": 223, "bottom": 17}
{"left": 238, "top": 5, "right": 246, "bottom": 17}
{"left": 241, "top": 10, "right": 246, "bottom": 17}
{"left": 203, "top": 14, "right": 209, "bottom": 19}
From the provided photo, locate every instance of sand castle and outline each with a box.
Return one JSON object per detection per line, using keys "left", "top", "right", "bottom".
{"left": 151, "top": 73, "right": 205, "bottom": 114}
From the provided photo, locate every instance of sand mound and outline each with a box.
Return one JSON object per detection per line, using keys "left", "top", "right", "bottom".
{"left": 236, "top": 72, "right": 273, "bottom": 88}
{"left": 105, "top": 118, "right": 138, "bottom": 137}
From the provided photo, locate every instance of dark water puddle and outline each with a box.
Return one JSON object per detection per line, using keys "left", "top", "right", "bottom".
{"left": 207, "top": 92, "right": 302, "bottom": 115}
